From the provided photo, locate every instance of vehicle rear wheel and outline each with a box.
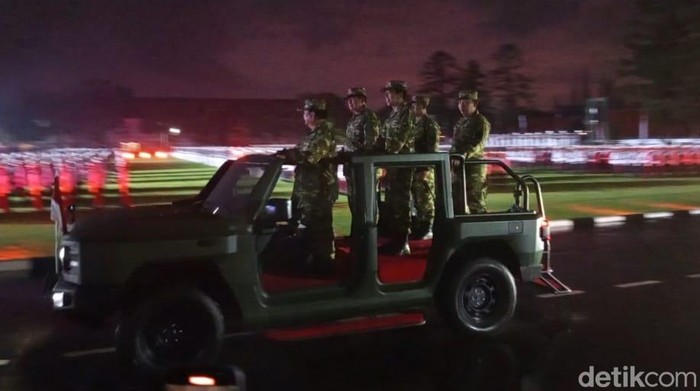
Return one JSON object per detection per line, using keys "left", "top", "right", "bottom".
{"left": 116, "top": 287, "right": 224, "bottom": 374}
{"left": 439, "top": 257, "right": 516, "bottom": 335}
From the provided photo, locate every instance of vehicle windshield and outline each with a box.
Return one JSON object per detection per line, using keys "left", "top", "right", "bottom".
{"left": 200, "top": 159, "right": 272, "bottom": 218}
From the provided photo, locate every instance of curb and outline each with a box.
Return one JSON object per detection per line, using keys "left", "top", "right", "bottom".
{"left": 548, "top": 209, "right": 700, "bottom": 233}
{"left": 2, "top": 209, "right": 699, "bottom": 275}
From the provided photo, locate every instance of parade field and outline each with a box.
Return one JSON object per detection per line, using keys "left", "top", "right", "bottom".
{"left": 1, "top": 157, "right": 700, "bottom": 261}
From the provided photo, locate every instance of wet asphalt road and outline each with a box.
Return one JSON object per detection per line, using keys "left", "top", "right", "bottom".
{"left": 1, "top": 217, "right": 700, "bottom": 390}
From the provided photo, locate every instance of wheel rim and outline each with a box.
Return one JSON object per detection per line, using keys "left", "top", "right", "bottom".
{"left": 141, "top": 301, "right": 213, "bottom": 364}
{"left": 462, "top": 274, "right": 498, "bottom": 320}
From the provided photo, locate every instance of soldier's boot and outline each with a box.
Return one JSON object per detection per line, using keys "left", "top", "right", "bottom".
{"left": 409, "top": 221, "right": 433, "bottom": 240}
{"left": 379, "top": 233, "right": 410, "bottom": 256}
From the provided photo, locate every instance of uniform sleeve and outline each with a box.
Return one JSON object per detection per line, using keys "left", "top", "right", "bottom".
{"left": 427, "top": 120, "right": 441, "bottom": 153}
{"left": 384, "top": 107, "right": 415, "bottom": 154}
{"left": 301, "top": 129, "right": 335, "bottom": 164}
{"left": 361, "top": 112, "right": 380, "bottom": 151}
{"left": 456, "top": 118, "right": 489, "bottom": 158}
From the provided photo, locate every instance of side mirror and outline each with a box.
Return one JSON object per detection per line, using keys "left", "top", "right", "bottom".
{"left": 257, "top": 198, "right": 292, "bottom": 228}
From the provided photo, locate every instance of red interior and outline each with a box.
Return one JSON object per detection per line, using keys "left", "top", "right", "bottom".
{"left": 261, "top": 238, "right": 433, "bottom": 293}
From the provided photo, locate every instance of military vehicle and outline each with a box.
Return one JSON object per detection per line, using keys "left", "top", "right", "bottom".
{"left": 50, "top": 152, "right": 569, "bottom": 373}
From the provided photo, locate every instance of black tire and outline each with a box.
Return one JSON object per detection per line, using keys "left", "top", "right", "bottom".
{"left": 116, "top": 287, "right": 224, "bottom": 374}
{"left": 439, "top": 257, "right": 517, "bottom": 335}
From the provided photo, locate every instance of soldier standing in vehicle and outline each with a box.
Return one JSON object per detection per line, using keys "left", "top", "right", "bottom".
{"left": 343, "top": 87, "right": 380, "bottom": 232}
{"left": 277, "top": 99, "right": 338, "bottom": 275}
{"left": 410, "top": 95, "right": 441, "bottom": 240}
{"left": 377, "top": 80, "right": 415, "bottom": 255}
{"left": 451, "top": 90, "right": 491, "bottom": 214}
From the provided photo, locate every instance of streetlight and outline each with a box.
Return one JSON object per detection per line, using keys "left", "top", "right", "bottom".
{"left": 163, "top": 128, "right": 182, "bottom": 149}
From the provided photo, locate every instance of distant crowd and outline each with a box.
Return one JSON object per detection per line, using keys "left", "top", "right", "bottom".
{"left": 0, "top": 149, "right": 131, "bottom": 212}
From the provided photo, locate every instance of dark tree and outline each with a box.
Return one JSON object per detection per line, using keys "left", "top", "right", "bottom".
{"left": 619, "top": 0, "right": 700, "bottom": 135}
{"left": 455, "top": 60, "right": 491, "bottom": 115}
{"left": 489, "top": 43, "right": 535, "bottom": 131}
{"left": 418, "top": 50, "right": 460, "bottom": 100}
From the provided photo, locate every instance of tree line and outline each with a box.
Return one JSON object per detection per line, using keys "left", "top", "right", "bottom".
{"left": 416, "top": 43, "right": 534, "bottom": 133}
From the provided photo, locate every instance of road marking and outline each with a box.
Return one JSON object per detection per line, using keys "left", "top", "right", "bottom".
{"left": 685, "top": 273, "right": 700, "bottom": 279}
{"left": 62, "top": 347, "right": 115, "bottom": 358}
{"left": 643, "top": 212, "right": 673, "bottom": 219}
{"left": 615, "top": 280, "right": 662, "bottom": 288}
{"left": 536, "top": 290, "right": 585, "bottom": 299}
{"left": 593, "top": 216, "right": 626, "bottom": 226}
{"left": 550, "top": 220, "right": 574, "bottom": 232}
{"left": 0, "top": 359, "right": 10, "bottom": 366}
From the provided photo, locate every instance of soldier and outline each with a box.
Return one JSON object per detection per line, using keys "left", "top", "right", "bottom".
{"left": 276, "top": 99, "right": 338, "bottom": 275}
{"left": 378, "top": 80, "right": 415, "bottom": 255}
{"left": 343, "top": 87, "right": 380, "bottom": 232}
{"left": 410, "top": 95, "right": 441, "bottom": 240}
{"left": 451, "top": 90, "right": 491, "bottom": 213}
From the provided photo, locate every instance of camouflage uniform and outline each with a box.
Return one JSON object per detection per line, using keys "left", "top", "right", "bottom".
{"left": 285, "top": 100, "right": 339, "bottom": 261}
{"left": 451, "top": 90, "right": 491, "bottom": 214}
{"left": 344, "top": 87, "right": 380, "bottom": 228}
{"left": 378, "top": 81, "right": 415, "bottom": 241}
{"left": 410, "top": 95, "right": 441, "bottom": 232}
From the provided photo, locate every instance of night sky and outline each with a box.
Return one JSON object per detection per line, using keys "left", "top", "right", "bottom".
{"left": 0, "top": 0, "right": 631, "bottom": 109}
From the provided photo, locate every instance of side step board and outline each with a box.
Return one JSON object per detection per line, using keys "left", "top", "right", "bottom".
{"left": 264, "top": 313, "right": 426, "bottom": 341}
{"left": 538, "top": 270, "right": 572, "bottom": 294}
{"left": 538, "top": 239, "right": 573, "bottom": 294}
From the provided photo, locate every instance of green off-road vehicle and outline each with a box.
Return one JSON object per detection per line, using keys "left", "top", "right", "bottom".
{"left": 50, "top": 152, "right": 569, "bottom": 373}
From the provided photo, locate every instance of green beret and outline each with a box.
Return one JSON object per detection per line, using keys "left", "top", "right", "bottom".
{"left": 458, "top": 90, "right": 479, "bottom": 101}
{"left": 381, "top": 80, "right": 408, "bottom": 93}
{"left": 299, "top": 98, "right": 327, "bottom": 111}
{"left": 344, "top": 87, "right": 367, "bottom": 99}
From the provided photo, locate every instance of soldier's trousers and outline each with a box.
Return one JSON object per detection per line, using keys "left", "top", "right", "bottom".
{"left": 411, "top": 168, "right": 435, "bottom": 225}
{"left": 295, "top": 195, "right": 335, "bottom": 260}
{"left": 465, "top": 164, "right": 487, "bottom": 213}
{"left": 384, "top": 167, "right": 414, "bottom": 236}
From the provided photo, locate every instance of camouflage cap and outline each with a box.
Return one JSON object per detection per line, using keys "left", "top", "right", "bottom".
{"left": 344, "top": 87, "right": 367, "bottom": 99}
{"left": 298, "top": 98, "right": 327, "bottom": 111}
{"left": 411, "top": 95, "right": 430, "bottom": 107}
{"left": 458, "top": 90, "right": 479, "bottom": 101}
{"left": 381, "top": 80, "right": 408, "bottom": 93}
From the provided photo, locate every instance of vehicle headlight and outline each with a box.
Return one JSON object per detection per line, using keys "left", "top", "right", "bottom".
{"left": 59, "top": 242, "right": 80, "bottom": 272}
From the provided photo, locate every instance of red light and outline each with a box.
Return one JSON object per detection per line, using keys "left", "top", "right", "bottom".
{"left": 189, "top": 375, "right": 216, "bottom": 386}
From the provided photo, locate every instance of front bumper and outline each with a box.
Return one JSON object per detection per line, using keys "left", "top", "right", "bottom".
{"left": 51, "top": 279, "right": 118, "bottom": 316}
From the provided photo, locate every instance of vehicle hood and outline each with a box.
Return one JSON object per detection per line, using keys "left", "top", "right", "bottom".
{"left": 68, "top": 204, "right": 244, "bottom": 242}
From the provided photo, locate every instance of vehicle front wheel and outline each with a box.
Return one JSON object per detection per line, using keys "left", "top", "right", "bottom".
{"left": 439, "top": 257, "right": 517, "bottom": 335}
{"left": 116, "top": 288, "right": 224, "bottom": 374}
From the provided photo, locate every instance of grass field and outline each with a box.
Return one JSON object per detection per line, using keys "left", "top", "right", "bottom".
{"left": 1, "top": 158, "right": 699, "bottom": 261}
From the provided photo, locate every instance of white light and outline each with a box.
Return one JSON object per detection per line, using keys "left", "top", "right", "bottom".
{"left": 188, "top": 376, "right": 216, "bottom": 386}
{"left": 59, "top": 247, "right": 66, "bottom": 261}
{"left": 643, "top": 212, "right": 673, "bottom": 219}
{"left": 169, "top": 127, "right": 181, "bottom": 135}
{"left": 138, "top": 151, "right": 152, "bottom": 159}
{"left": 154, "top": 151, "right": 169, "bottom": 159}
{"left": 52, "top": 292, "right": 65, "bottom": 308}
{"left": 69, "top": 260, "right": 79, "bottom": 268}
